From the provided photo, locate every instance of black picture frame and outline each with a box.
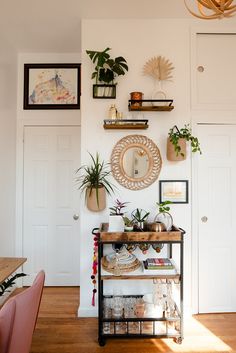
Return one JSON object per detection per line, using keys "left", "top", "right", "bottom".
{"left": 23, "top": 63, "right": 81, "bottom": 110}
{"left": 159, "top": 180, "right": 189, "bottom": 204}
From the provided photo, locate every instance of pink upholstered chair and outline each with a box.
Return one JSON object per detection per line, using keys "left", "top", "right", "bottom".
{"left": 0, "top": 270, "right": 45, "bottom": 353}
{"left": 0, "top": 299, "right": 16, "bottom": 353}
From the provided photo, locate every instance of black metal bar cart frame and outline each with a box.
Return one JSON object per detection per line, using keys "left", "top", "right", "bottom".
{"left": 97, "top": 224, "right": 185, "bottom": 346}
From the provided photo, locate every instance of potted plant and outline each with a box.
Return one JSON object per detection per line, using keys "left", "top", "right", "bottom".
{"left": 167, "top": 124, "right": 202, "bottom": 161}
{"left": 131, "top": 208, "right": 150, "bottom": 231}
{"left": 86, "top": 47, "right": 128, "bottom": 98}
{"left": 154, "top": 201, "right": 173, "bottom": 231}
{"left": 123, "top": 216, "right": 134, "bottom": 232}
{"left": 76, "top": 152, "right": 114, "bottom": 212}
{"left": 109, "top": 199, "right": 129, "bottom": 232}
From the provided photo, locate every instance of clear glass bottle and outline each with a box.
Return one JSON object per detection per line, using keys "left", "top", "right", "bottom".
{"left": 108, "top": 104, "right": 117, "bottom": 119}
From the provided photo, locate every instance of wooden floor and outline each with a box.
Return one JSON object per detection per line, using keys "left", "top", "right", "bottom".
{"left": 25, "top": 287, "right": 236, "bottom": 353}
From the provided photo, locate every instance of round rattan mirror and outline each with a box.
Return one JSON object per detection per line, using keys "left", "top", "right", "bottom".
{"left": 111, "top": 135, "right": 162, "bottom": 190}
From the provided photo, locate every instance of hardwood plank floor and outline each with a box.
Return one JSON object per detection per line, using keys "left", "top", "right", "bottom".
{"left": 20, "top": 287, "right": 236, "bottom": 353}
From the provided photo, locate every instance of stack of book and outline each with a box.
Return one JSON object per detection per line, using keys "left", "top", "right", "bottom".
{"left": 143, "top": 258, "right": 174, "bottom": 270}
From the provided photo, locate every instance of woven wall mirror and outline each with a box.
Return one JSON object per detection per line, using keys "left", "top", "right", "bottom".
{"left": 111, "top": 134, "right": 162, "bottom": 190}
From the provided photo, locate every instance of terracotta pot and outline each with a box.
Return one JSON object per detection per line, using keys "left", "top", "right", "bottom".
{"left": 86, "top": 186, "right": 106, "bottom": 212}
{"left": 167, "top": 137, "right": 186, "bottom": 161}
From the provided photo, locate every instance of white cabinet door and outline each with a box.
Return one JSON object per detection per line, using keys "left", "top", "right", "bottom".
{"left": 23, "top": 126, "right": 80, "bottom": 286}
{"left": 194, "top": 33, "right": 236, "bottom": 109}
{"left": 197, "top": 124, "right": 236, "bottom": 312}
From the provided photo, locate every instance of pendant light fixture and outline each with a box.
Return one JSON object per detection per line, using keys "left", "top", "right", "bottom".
{"left": 184, "top": 0, "right": 236, "bottom": 19}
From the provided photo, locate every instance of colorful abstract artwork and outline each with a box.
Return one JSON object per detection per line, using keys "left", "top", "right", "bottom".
{"left": 24, "top": 64, "right": 80, "bottom": 109}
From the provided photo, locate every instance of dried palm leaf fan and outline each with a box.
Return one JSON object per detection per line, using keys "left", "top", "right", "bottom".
{"left": 143, "top": 56, "right": 174, "bottom": 105}
{"left": 184, "top": 0, "right": 236, "bottom": 19}
{"left": 143, "top": 56, "right": 174, "bottom": 82}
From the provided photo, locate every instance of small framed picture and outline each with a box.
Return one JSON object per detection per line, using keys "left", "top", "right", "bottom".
{"left": 159, "top": 180, "right": 189, "bottom": 204}
{"left": 24, "top": 63, "right": 81, "bottom": 110}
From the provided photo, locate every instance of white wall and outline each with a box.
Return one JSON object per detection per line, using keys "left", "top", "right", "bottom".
{"left": 79, "top": 19, "right": 193, "bottom": 316}
{"left": 0, "top": 51, "right": 17, "bottom": 255}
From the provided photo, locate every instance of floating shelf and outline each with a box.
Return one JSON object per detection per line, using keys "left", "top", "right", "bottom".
{"left": 128, "top": 99, "right": 174, "bottom": 112}
{"left": 103, "top": 119, "right": 149, "bottom": 130}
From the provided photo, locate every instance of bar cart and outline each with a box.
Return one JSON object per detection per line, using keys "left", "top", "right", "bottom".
{"left": 97, "top": 223, "right": 185, "bottom": 346}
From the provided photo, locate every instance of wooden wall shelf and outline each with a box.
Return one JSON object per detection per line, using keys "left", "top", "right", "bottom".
{"left": 103, "top": 119, "right": 149, "bottom": 130}
{"left": 128, "top": 99, "right": 174, "bottom": 112}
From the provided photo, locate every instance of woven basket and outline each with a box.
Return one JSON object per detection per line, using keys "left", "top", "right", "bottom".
{"left": 102, "top": 256, "right": 141, "bottom": 274}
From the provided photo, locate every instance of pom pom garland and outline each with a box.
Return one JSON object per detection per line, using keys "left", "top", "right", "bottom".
{"left": 91, "top": 229, "right": 100, "bottom": 306}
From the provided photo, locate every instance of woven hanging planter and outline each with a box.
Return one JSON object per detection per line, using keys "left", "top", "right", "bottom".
{"left": 86, "top": 186, "right": 106, "bottom": 212}
{"left": 167, "top": 137, "right": 186, "bottom": 161}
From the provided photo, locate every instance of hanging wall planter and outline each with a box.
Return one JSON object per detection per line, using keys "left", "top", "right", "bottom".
{"left": 86, "top": 186, "right": 106, "bottom": 212}
{"left": 167, "top": 137, "right": 186, "bottom": 161}
{"left": 167, "top": 124, "right": 202, "bottom": 161}
{"left": 93, "top": 84, "right": 116, "bottom": 99}
{"left": 76, "top": 152, "right": 114, "bottom": 213}
{"left": 86, "top": 47, "right": 128, "bottom": 99}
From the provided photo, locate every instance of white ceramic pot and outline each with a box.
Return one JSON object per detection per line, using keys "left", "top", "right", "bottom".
{"left": 108, "top": 215, "right": 124, "bottom": 232}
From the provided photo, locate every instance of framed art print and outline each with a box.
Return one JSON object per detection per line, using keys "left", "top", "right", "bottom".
{"left": 159, "top": 180, "right": 189, "bottom": 204}
{"left": 24, "top": 63, "right": 81, "bottom": 110}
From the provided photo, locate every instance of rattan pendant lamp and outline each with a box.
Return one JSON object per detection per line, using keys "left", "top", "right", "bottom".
{"left": 184, "top": 0, "right": 236, "bottom": 19}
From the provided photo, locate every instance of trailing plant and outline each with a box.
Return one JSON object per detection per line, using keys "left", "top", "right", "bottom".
{"left": 0, "top": 273, "right": 27, "bottom": 296}
{"left": 76, "top": 152, "right": 114, "bottom": 207}
{"left": 168, "top": 124, "right": 202, "bottom": 157}
{"left": 109, "top": 199, "right": 129, "bottom": 215}
{"left": 86, "top": 47, "right": 128, "bottom": 84}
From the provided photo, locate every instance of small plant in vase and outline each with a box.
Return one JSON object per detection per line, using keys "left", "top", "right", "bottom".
{"left": 154, "top": 201, "right": 173, "bottom": 231}
{"left": 131, "top": 208, "right": 150, "bottom": 231}
{"left": 167, "top": 124, "right": 202, "bottom": 161}
{"left": 123, "top": 216, "right": 134, "bottom": 232}
{"left": 109, "top": 199, "right": 129, "bottom": 232}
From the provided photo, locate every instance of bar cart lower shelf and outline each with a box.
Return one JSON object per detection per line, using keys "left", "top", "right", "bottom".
{"left": 97, "top": 224, "right": 185, "bottom": 346}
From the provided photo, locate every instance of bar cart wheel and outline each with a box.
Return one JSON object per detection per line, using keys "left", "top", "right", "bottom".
{"left": 174, "top": 337, "right": 183, "bottom": 344}
{"left": 98, "top": 337, "right": 106, "bottom": 346}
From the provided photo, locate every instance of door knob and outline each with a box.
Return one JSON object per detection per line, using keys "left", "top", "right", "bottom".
{"left": 201, "top": 216, "right": 208, "bottom": 223}
{"left": 73, "top": 214, "right": 79, "bottom": 220}
{"left": 197, "top": 66, "right": 204, "bottom": 72}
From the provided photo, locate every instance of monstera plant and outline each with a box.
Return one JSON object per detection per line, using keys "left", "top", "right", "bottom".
{"left": 86, "top": 47, "right": 128, "bottom": 98}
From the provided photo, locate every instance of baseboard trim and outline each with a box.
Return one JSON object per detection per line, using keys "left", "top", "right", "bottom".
{"left": 78, "top": 306, "right": 98, "bottom": 317}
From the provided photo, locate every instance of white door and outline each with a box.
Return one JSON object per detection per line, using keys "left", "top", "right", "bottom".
{"left": 23, "top": 126, "right": 80, "bottom": 286}
{"left": 194, "top": 33, "right": 236, "bottom": 108}
{"left": 197, "top": 124, "right": 236, "bottom": 313}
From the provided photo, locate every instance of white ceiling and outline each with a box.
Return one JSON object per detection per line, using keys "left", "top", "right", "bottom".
{"left": 1, "top": 0, "right": 193, "bottom": 53}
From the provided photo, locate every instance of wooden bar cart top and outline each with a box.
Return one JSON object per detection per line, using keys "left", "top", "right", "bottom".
{"left": 99, "top": 223, "right": 184, "bottom": 243}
